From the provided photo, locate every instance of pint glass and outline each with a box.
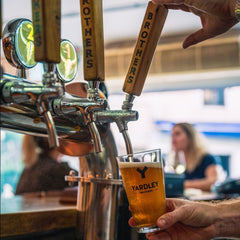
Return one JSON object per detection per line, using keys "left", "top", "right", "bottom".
{"left": 117, "top": 149, "right": 166, "bottom": 233}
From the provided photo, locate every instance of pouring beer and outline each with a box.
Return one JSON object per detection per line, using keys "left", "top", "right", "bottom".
{"left": 118, "top": 1, "right": 168, "bottom": 234}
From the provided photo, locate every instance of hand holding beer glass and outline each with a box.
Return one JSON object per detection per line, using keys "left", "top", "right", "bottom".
{"left": 117, "top": 149, "right": 166, "bottom": 233}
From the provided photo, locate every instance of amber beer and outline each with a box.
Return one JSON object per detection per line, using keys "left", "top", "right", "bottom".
{"left": 118, "top": 151, "right": 166, "bottom": 233}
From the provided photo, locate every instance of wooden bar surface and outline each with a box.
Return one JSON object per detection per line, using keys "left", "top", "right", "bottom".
{"left": 1, "top": 194, "right": 76, "bottom": 237}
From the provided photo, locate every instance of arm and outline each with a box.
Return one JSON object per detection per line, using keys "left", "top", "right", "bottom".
{"left": 151, "top": 0, "right": 239, "bottom": 48}
{"left": 184, "top": 164, "right": 218, "bottom": 191}
{"left": 139, "top": 198, "right": 240, "bottom": 240}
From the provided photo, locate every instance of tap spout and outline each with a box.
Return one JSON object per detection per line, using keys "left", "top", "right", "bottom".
{"left": 43, "top": 109, "right": 59, "bottom": 148}
{"left": 88, "top": 121, "right": 102, "bottom": 153}
{"left": 121, "top": 129, "right": 133, "bottom": 157}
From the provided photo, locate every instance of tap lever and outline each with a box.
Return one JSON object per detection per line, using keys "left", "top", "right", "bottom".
{"left": 123, "top": 2, "right": 168, "bottom": 96}
{"left": 0, "top": 0, "right": 2, "bottom": 40}
{"left": 80, "top": 0, "right": 104, "bottom": 82}
{"left": 31, "top": 0, "right": 61, "bottom": 148}
{"left": 31, "top": 0, "right": 61, "bottom": 63}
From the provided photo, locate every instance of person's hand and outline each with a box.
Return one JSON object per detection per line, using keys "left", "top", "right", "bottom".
{"left": 129, "top": 198, "right": 219, "bottom": 240}
{"left": 152, "top": 0, "right": 239, "bottom": 48}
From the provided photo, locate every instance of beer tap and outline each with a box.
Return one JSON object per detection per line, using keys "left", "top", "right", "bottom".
{"left": 121, "top": 2, "right": 168, "bottom": 157}
{"left": 31, "top": 0, "right": 63, "bottom": 148}
{"left": 79, "top": 0, "right": 105, "bottom": 153}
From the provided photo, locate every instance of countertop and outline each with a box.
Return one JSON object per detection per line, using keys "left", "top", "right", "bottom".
{"left": 1, "top": 192, "right": 77, "bottom": 238}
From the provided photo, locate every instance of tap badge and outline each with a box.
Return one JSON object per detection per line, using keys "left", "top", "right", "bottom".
{"left": 136, "top": 166, "right": 148, "bottom": 178}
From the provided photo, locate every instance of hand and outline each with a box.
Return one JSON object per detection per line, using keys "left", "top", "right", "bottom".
{"left": 152, "top": 0, "right": 239, "bottom": 48}
{"left": 129, "top": 198, "right": 219, "bottom": 240}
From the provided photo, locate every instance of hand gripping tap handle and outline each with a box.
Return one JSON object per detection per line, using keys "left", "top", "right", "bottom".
{"left": 31, "top": 0, "right": 61, "bottom": 148}
{"left": 123, "top": 2, "right": 168, "bottom": 97}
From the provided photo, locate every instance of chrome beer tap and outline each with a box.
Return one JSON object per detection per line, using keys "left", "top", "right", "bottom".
{"left": 1, "top": 16, "right": 63, "bottom": 149}
{"left": 31, "top": 0, "right": 62, "bottom": 148}
{"left": 78, "top": 0, "right": 106, "bottom": 153}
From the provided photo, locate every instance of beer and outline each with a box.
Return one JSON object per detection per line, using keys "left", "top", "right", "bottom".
{"left": 119, "top": 160, "right": 166, "bottom": 232}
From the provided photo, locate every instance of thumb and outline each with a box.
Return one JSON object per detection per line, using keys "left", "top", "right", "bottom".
{"left": 183, "top": 28, "right": 211, "bottom": 48}
{"left": 156, "top": 206, "right": 186, "bottom": 229}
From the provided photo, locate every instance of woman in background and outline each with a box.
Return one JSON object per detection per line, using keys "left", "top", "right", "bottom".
{"left": 170, "top": 122, "right": 225, "bottom": 191}
{"left": 15, "top": 135, "right": 75, "bottom": 195}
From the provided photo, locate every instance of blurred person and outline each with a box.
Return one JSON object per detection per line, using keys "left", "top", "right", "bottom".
{"left": 15, "top": 135, "right": 76, "bottom": 195}
{"left": 152, "top": 0, "right": 239, "bottom": 48}
{"left": 170, "top": 122, "right": 225, "bottom": 191}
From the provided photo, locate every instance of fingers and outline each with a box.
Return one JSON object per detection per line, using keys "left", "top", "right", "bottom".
{"left": 166, "top": 198, "right": 189, "bottom": 209}
{"left": 183, "top": 28, "right": 211, "bottom": 48}
{"left": 163, "top": 4, "right": 191, "bottom": 12}
{"left": 128, "top": 217, "right": 135, "bottom": 227}
{"left": 156, "top": 204, "right": 189, "bottom": 229}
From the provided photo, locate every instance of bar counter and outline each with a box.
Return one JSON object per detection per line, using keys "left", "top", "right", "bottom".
{"left": 1, "top": 192, "right": 77, "bottom": 239}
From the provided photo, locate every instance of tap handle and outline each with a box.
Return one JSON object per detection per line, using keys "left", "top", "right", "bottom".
{"left": 79, "top": 0, "right": 104, "bottom": 82}
{"left": 123, "top": 2, "right": 168, "bottom": 96}
{"left": 0, "top": 0, "right": 2, "bottom": 39}
{"left": 31, "top": 0, "right": 61, "bottom": 63}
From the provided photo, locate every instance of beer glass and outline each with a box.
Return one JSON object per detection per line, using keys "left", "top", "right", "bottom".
{"left": 117, "top": 149, "right": 166, "bottom": 233}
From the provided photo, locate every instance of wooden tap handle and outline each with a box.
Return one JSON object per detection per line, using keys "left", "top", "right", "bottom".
{"left": 123, "top": 2, "right": 168, "bottom": 96}
{"left": 0, "top": 0, "right": 2, "bottom": 39}
{"left": 80, "top": 0, "right": 104, "bottom": 82}
{"left": 31, "top": 0, "right": 61, "bottom": 63}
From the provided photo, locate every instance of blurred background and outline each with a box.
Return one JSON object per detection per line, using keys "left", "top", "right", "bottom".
{"left": 1, "top": 0, "right": 240, "bottom": 195}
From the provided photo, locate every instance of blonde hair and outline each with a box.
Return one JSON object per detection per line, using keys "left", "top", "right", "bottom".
{"left": 174, "top": 123, "right": 208, "bottom": 172}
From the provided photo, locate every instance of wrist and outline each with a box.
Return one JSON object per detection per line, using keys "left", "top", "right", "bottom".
{"left": 214, "top": 201, "right": 240, "bottom": 238}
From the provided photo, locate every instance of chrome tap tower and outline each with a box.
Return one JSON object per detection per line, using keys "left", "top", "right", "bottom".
{"left": 0, "top": 1, "right": 167, "bottom": 239}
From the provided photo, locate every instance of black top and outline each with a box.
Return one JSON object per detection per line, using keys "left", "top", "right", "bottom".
{"left": 15, "top": 155, "right": 74, "bottom": 195}
{"left": 185, "top": 154, "right": 217, "bottom": 180}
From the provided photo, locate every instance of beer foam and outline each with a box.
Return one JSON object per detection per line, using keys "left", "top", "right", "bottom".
{"left": 118, "top": 161, "right": 162, "bottom": 169}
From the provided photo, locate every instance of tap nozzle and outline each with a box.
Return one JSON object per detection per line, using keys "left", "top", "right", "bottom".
{"left": 76, "top": 98, "right": 107, "bottom": 153}
{"left": 115, "top": 118, "right": 134, "bottom": 160}
{"left": 88, "top": 121, "right": 102, "bottom": 153}
{"left": 37, "top": 99, "right": 59, "bottom": 148}
{"left": 38, "top": 63, "right": 62, "bottom": 148}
